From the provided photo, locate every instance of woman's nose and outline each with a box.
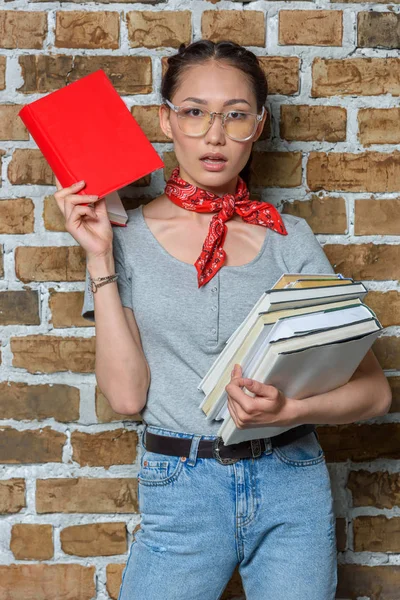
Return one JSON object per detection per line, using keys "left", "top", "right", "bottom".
{"left": 204, "top": 113, "right": 226, "bottom": 142}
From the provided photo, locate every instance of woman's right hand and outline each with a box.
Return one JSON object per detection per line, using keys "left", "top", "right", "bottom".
{"left": 53, "top": 177, "right": 113, "bottom": 260}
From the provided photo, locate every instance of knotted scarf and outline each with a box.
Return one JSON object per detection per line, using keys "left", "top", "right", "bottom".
{"left": 164, "top": 166, "right": 288, "bottom": 287}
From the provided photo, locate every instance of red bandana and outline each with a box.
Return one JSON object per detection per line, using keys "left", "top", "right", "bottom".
{"left": 164, "top": 167, "right": 288, "bottom": 287}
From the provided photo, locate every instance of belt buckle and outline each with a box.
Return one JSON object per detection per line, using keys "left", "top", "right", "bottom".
{"left": 212, "top": 437, "right": 240, "bottom": 465}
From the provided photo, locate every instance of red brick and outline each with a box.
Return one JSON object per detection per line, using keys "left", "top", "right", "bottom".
{"left": 36, "top": 478, "right": 138, "bottom": 513}
{"left": 0, "top": 479, "right": 26, "bottom": 514}
{"left": 11, "top": 524, "right": 53, "bottom": 560}
{"left": 312, "top": 58, "right": 400, "bottom": 97}
{"left": 201, "top": 10, "right": 265, "bottom": 46}
{"left": 0, "top": 381, "right": 79, "bottom": 422}
{"left": 307, "top": 151, "right": 400, "bottom": 192}
{"left": 15, "top": 246, "right": 85, "bottom": 282}
{"left": 280, "top": 105, "right": 346, "bottom": 142}
{"left": 127, "top": 11, "right": 191, "bottom": 49}
{"left": 11, "top": 335, "right": 95, "bottom": 374}
{"left": 55, "top": 11, "right": 119, "bottom": 50}
{"left": 71, "top": 429, "right": 138, "bottom": 467}
{"left": 0, "top": 11, "right": 47, "bottom": 49}
{"left": 0, "top": 564, "right": 95, "bottom": 600}
{"left": 279, "top": 10, "right": 342, "bottom": 46}
{"left": 0, "top": 427, "right": 66, "bottom": 464}
{"left": 61, "top": 522, "right": 127, "bottom": 557}
{"left": 0, "top": 291, "right": 39, "bottom": 325}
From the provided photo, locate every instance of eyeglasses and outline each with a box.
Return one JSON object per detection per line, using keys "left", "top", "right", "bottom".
{"left": 162, "top": 98, "right": 265, "bottom": 142}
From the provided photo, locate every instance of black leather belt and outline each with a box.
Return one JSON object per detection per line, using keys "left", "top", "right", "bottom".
{"left": 144, "top": 423, "right": 316, "bottom": 465}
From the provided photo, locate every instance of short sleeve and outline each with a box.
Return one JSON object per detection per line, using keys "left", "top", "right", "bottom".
{"left": 287, "top": 218, "right": 335, "bottom": 276}
{"left": 81, "top": 226, "right": 133, "bottom": 322}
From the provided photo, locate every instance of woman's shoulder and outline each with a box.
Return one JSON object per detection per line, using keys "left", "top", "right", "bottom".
{"left": 122, "top": 195, "right": 171, "bottom": 226}
{"left": 280, "top": 212, "right": 309, "bottom": 232}
{"left": 270, "top": 212, "right": 314, "bottom": 241}
{"left": 115, "top": 195, "right": 165, "bottom": 233}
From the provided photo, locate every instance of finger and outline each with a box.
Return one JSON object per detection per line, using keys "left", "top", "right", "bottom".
{"left": 231, "top": 363, "right": 242, "bottom": 379}
{"left": 67, "top": 204, "right": 98, "bottom": 228}
{"left": 63, "top": 193, "right": 100, "bottom": 222}
{"left": 225, "top": 382, "right": 253, "bottom": 411}
{"left": 243, "top": 379, "right": 280, "bottom": 400}
{"left": 227, "top": 396, "right": 242, "bottom": 429}
{"left": 54, "top": 179, "right": 86, "bottom": 201}
{"left": 91, "top": 196, "right": 109, "bottom": 217}
{"left": 54, "top": 180, "right": 87, "bottom": 216}
{"left": 55, "top": 176, "right": 63, "bottom": 191}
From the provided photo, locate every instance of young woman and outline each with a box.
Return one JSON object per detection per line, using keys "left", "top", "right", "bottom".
{"left": 55, "top": 39, "right": 391, "bottom": 600}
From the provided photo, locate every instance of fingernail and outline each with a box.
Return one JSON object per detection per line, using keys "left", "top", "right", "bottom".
{"left": 75, "top": 180, "right": 85, "bottom": 186}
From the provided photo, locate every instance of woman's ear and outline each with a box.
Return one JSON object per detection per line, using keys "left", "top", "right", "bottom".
{"left": 159, "top": 104, "right": 174, "bottom": 140}
{"left": 252, "top": 107, "right": 269, "bottom": 143}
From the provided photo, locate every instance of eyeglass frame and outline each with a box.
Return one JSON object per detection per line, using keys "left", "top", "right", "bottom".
{"left": 162, "top": 98, "right": 266, "bottom": 142}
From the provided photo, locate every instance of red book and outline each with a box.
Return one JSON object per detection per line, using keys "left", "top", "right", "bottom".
{"left": 18, "top": 69, "right": 164, "bottom": 226}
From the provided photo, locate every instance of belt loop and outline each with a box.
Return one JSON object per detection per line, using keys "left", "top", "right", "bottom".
{"left": 141, "top": 423, "right": 148, "bottom": 450}
{"left": 263, "top": 437, "right": 272, "bottom": 455}
{"left": 187, "top": 435, "right": 202, "bottom": 467}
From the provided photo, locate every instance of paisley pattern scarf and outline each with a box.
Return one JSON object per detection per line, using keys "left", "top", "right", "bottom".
{"left": 164, "top": 166, "right": 288, "bottom": 287}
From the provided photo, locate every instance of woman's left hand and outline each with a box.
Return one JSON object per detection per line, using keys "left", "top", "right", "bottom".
{"left": 225, "top": 364, "right": 300, "bottom": 429}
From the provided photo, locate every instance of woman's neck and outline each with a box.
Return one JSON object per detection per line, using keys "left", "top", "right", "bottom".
{"left": 157, "top": 193, "right": 243, "bottom": 225}
{"left": 177, "top": 166, "right": 239, "bottom": 197}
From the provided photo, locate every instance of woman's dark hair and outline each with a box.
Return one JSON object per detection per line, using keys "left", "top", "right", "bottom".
{"left": 161, "top": 39, "right": 268, "bottom": 190}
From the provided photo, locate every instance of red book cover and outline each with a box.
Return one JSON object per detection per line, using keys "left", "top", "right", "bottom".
{"left": 18, "top": 69, "right": 164, "bottom": 225}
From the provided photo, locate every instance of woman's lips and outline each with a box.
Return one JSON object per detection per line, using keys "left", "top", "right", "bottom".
{"left": 200, "top": 157, "right": 227, "bottom": 171}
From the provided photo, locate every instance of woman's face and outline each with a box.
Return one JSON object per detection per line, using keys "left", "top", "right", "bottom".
{"left": 159, "top": 60, "right": 267, "bottom": 196}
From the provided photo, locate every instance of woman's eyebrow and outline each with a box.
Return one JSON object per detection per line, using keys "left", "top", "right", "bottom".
{"left": 181, "top": 97, "right": 251, "bottom": 107}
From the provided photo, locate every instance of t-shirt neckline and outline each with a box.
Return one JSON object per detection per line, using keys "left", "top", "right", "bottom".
{"left": 138, "top": 203, "right": 271, "bottom": 270}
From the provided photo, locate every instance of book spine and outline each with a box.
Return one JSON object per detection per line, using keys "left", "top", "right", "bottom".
{"left": 19, "top": 105, "right": 79, "bottom": 190}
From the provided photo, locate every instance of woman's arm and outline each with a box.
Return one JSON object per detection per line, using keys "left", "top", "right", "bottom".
{"left": 52, "top": 177, "right": 149, "bottom": 415}
{"left": 293, "top": 348, "right": 392, "bottom": 425}
{"left": 88, "top": 253, "right": 150, "bottom": 416}
{"left": 226, "top": 349, "right": 392, "bottom": 430}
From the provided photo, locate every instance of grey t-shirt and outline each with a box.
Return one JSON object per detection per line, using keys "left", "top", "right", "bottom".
{"left": 82, "top": 204, "right": 335, "bottom": 435}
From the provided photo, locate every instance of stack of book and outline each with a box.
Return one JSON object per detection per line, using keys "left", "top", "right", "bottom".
{"left": 198, "top": 273, "right": 384, "bottom": 445}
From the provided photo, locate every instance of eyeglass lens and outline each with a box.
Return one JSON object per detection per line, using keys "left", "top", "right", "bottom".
{"left": 176, "top": 107, "right": 258, "bottom": 140}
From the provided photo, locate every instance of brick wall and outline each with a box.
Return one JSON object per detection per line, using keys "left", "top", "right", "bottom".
{"left": 0, "top": 0, "right": 399, "bottom": 598}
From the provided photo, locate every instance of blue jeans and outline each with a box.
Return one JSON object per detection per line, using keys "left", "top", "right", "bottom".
{"left": 118, "top": 424, "right": 338, "bottom": 600}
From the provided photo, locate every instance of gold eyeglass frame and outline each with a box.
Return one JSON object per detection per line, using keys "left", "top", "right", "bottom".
{"left": 162, "top": 98, "right": 266, "bottom": 142}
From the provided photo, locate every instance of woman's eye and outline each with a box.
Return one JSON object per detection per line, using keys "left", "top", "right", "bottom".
{"left": 228, "top": 111, "right": 247, "bottom": 120}
{"left": 183, "top": 108, "right": 203, "bottom": 117}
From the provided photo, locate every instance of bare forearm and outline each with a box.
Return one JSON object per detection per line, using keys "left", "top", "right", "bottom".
{"left": 88, "top": 255, "right": 149, "bottom": 414}
{"left": 293, "top": 370, "right": 392, "bottom": 426}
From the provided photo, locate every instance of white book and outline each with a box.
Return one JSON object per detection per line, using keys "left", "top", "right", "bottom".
{"left": 197, "top": 281, "right": 368, "bottom": 396}
{"left": 222, "top": 273, "right": 346, "bottom": 348}
{"left": 240, "top": 304, "right": 374, "bottom": 387}
{"left": 210, "top": 303, "right": 375, "bottom": 422}
{"left": 217, "top": 318, "right": 382, "bottom": 445}
{"left": 200, "top": 298, "right": 363, "bottom": 422}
